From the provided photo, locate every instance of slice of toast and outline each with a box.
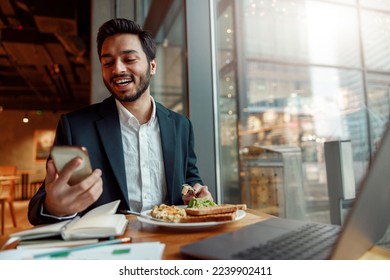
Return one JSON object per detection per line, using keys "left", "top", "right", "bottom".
{"left": 180, "top": 211, "right": 237, "bottom": 223}
{"left": 226, "top": 204, "right": 247, "bottom": 210}
{"left": 185, "top": 204, "right": 247, "bottom": 216}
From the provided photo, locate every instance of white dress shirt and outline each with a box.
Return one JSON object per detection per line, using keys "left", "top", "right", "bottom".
{"left": 116, "top": 97, "right": 167, "bottom": 212}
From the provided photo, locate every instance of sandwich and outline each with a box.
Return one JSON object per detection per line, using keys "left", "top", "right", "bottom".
{"left": 180, "top": 211, "right": 237, "bottom": 223}
{"left": 180, "top": 196, "right": 247, "bottom": 223}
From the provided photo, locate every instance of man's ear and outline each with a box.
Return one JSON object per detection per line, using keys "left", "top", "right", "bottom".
{"left": 150, "top": 59, "right": 157, "bottom": 75}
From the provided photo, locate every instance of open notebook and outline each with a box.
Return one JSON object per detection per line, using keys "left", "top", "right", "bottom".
{"left": 181, "top": 122, "right": 390, "bottom": 260}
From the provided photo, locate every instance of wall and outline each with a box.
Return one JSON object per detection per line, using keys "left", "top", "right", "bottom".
{"left": 0, "top": 109, "right": 63, "bottom": 183}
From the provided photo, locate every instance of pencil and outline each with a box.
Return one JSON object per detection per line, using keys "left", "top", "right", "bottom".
{"left": 32, "top": 237, "right": 132, "bottom": 259}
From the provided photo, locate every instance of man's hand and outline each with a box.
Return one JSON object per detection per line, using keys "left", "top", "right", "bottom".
{"left": 43, "top": 158, "right": 103, "bottom": 217}
{"left": 182, "top": 183, "right": 213, "bottom": 205}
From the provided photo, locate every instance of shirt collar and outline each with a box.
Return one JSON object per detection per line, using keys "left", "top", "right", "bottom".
{"left": 115, "top": 97, "right": 156, "bottom": 127}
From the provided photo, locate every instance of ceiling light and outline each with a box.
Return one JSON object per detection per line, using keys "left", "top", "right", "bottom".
{"left": 23, "top": 114, "right": 29, "bottom": 123}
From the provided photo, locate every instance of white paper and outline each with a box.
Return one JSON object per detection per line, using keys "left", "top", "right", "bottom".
{"left": 0, "top": 242, "right": 165, "bottom": 260}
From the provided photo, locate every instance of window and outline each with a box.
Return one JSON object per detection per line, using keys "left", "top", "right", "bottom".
{"left": 213, "top": 0, "right": 390, "bottom": 223}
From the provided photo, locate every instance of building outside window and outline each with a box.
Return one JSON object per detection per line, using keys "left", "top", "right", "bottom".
{"left": 213, "top": 0, "right": 390, "bottom": 223}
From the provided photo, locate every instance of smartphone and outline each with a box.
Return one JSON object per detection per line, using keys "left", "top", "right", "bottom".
{"left": 50, "top": 145, "right": 93, "bottom": 185}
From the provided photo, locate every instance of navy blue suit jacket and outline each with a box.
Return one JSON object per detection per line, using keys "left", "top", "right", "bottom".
{"left": 28, "top": 96, "right": 203, "bottom": 225}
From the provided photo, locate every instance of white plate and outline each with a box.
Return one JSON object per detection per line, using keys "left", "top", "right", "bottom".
{"left": 137, "top": 208, "right": 246, "bottom": 229}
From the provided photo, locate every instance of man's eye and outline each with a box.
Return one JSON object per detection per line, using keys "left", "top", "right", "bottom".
{"left": 102, "top": 61, "right": 113, "bottom": 67}
{"left": 125, "top": 59, "right": 137, "bottom": 63}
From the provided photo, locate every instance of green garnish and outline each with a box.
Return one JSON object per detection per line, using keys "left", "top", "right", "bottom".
{"left": 188, "top": 197, "right": 217, "bottom": 208}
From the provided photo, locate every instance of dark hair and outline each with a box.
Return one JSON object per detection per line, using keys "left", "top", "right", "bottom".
{"left": 96, "top": 18, "right": 156, "bottom": 62}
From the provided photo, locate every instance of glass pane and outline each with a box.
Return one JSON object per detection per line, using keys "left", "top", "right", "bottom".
{"left": 135, "top": 0, "right": 153, "bottom": 25}
{"left": 242, "top": 0, "right": 361, "bottom": 67}
{"left": 150, "top": 1, "right": 186, "bottom": 114}
{"left": 214, "top": 1, "right": 241, "bottom": 203}
{"left": 327, "top": 0, "right": 356, "bottom": 4}
{"left": 360, "top": 0, "right": 390, "bottom": 11}
{"left": 366, "top": 72, "right": 390, "bottom": 153}
{"left": 240, "top": 62, "right": 369, "bottom": 222}
{"left": 212, "top": 0, "right": 385, "bottom": 224}
{"left": 338, "top": 0, "right": 356, "bottom": 4}
{"left": 361, "top": 10, "right": 390, "bottom": 72}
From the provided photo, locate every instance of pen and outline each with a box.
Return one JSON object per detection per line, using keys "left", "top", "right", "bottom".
{"left": 32, "top": 237, "right": 132, "bottom": 259}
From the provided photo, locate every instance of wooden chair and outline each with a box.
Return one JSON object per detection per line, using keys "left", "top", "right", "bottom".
{"left": 0, "top": 165, "right": 18, "bottom": 235}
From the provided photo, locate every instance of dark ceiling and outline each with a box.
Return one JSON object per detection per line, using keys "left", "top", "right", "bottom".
{"left": 0, "top": 0, "right": 91, "bottom": 111}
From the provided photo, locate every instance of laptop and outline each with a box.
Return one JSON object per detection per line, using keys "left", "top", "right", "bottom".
{"left": 181, "top": 123, "right": 390, "bottom": 260}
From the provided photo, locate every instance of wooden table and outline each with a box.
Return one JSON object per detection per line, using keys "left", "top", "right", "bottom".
{"left": 120, "top": 209, "right": 390, "bottom": 260}
{"left": 0, "top": 175, "right": 21, "bottom": 184}
{"left": 1, "top": 208, "right": 389, "bottom": 259}
{"left": 122, "top": 209, "right": 272, "bottom": 260}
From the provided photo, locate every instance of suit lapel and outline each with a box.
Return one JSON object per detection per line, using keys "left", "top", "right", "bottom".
{"left": 96, "top": 97, "right": 128, "bottom": 206}
{"left": 156, "top": 103, "right": 176, "bottom": 194}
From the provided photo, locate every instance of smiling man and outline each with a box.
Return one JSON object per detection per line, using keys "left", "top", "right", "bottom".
{"left": 28, "top": 18, "right": 213, "bottom": 225}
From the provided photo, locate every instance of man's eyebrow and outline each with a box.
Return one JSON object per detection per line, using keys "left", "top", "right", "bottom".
{"left": 121, "top": 50, "right": 139, "bottom": 56}
{"left": 100, "top": 50, "right": 140, "bottom": 59}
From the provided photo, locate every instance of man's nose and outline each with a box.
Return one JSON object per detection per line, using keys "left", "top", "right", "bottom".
{"left": 113, "top": 60, "right": 126, "bottom": 74}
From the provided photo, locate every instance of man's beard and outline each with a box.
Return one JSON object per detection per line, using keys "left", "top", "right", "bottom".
{"left": 104, "top": 64, "right": 152, "bottom": 103}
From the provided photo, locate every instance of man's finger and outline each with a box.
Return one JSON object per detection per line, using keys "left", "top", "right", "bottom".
{"left": 45, "top": 160, "right": 58, "bottom": 184}
{"left": 55, "top": 157, "right": 83, "bottom": 185}
{"left": 77, "top": 169, "right": 103, "bottom": 191}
